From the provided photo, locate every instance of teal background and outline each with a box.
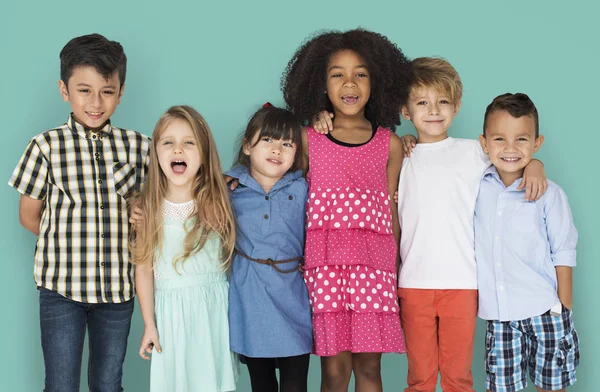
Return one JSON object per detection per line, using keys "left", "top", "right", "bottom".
{"left": 1, "top": 0, "right": 598, "bottom": 390}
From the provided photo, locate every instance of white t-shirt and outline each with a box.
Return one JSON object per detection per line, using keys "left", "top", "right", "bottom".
{"left": 397, "top": 137, "right": 490, "bottom": 289}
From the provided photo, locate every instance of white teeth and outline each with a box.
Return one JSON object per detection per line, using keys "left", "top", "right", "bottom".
{"left": 503, "top": 158, "right": 519, "bottom": 162}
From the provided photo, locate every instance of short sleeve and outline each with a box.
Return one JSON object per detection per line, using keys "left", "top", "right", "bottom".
{"left": 8, "top": 139, "right": 49, "bottom": 200}
{"left": 545, "top": 186, "right": 578, "bottom": 267}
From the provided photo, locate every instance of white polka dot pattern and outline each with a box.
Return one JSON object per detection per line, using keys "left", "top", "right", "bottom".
{"left": 306, "top": 187, "right": 392, "bottom": 233}
{"left": 302, "top": 128, "right": 405, "bottom": 356}
{"left": 304, "top": 127, "right": 397, "bottom": 272}
{"left": 305, "top": 265, "right": 399, "bottom": 314}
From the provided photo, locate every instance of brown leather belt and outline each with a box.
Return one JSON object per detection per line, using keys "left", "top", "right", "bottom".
{"left": 234, "top": 249, "right": 304, "bottom": 274}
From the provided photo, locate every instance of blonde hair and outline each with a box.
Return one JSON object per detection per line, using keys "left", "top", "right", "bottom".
{"left": 410, "top": 57, "right": 463, "bottom": 105}
{"left": 131, "top": 105, "right": 236, "bottom": 270}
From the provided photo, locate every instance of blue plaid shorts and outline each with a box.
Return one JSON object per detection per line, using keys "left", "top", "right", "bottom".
{"left": 485, "top": 306, "right": 579, "bottom": 392}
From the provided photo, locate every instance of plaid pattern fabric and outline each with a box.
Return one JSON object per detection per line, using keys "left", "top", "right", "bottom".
{"left": 9, "top": 114, "right": 150, "bottom": 303}
{"left": 485, "top": 307, "right": 579, "bottom": 392}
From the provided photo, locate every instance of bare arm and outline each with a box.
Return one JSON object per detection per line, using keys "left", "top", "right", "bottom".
{"left": 387, "top": 133, "right": 404, "bottom": 271}
{"left": 19, "top": 194, "right": 43, "bottom": 236}
{"left": 135, "top": 261, "right": 162, "bottom": 359}
{"left": 556, "top": 266, "right": 573, "bottom": 310}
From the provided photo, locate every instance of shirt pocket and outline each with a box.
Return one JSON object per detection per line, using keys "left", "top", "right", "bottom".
{"left": 112, "top": 162, "right": 138, "bottom": 199}
{"left": 507, "top": 201, "right": 545, "bottom": 261}
{"left": 278, "top": 192, "right": 306, "bottom": 221}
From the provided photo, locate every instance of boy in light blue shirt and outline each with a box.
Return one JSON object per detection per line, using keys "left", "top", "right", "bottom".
{"left": 475, "top": 93, "right": 579, "bottom": 392}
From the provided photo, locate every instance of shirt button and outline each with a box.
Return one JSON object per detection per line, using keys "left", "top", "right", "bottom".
{"left": 265, "top": 196, "right": 269, "bottom": 200}
{"left": 92, "top": 135, "right": 97, "bottom": 139}
{"left": 264, "top": 214, "right": 269, "bottom": 219}
{"left": 101, "top": 233, "right": 105, "bottom": 238}
{"left": 289, "top": 195, "right": 294, "bottom": 200}
{"left": 95, "top": 152, "right": 100, "bottom": 157}
{"left": 496, "top": 263, "right": 501, "bottom": 267}
{"left": 497, "top": 211, "right": 502, "bottom": 216}
{"left": 100, "top": 262, "right": 105, "bottom": 267}
{"left": 495, "top": 236, "right": 500, "bottom": 241}
{"left": 96, "top": 157, "right": 100, "bottom": 161}
{"left": 98, "top": 180, "right": 102, "bottom": 184}
{"left": 499, "top": 285, "right": 504, "bottom": 291}
{"left": 100, "top": 205, "right": 104, "bottom": 209}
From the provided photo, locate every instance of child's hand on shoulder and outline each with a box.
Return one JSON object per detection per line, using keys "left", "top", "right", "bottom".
{"left": 224, "top": 175, "right": 239, "bottom": 191}
{"left": 400, "top": 134, "right": 417, "bottom": 156}
{"left": 518, "top": 159, "right": 548, "bottom": 201}
{"left": 139, "top": 324, "right": 162, "bottom": 360}
{"left": 312, "top": 111, "right": 334, "bottom": 134}
{"left": 129, "top": 201, "right": 144, "bottom": 228}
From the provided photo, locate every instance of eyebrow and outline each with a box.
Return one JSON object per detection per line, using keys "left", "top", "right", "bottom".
{"left": 412, "top": 94, "right": 450, "bottom": 100}
{"left": 327, "top": 64, "right": 368, "bottom": 72}
{"left": 75, "top": 83, "right": 117, "bottom": 89}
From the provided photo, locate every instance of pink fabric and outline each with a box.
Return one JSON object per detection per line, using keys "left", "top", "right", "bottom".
{"left": 304, "top": 127, "right": 405, "bottom": 355}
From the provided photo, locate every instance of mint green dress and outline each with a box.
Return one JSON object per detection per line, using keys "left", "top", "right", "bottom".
{"left": 150, "top": 200, "right": 238, "bottom": 392}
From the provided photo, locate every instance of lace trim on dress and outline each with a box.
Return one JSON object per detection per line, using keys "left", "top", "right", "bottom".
{"left": 162, "top": 199, "right": 195, "bottom": 221}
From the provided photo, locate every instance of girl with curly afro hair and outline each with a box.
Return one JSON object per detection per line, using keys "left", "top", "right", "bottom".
{"left": 281, "top": 29, "right": 410, "bottom": 391}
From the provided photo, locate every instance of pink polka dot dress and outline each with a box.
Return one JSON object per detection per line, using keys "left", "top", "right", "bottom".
{"left": 304, "top": 126, "right": 406, "bottom": 356}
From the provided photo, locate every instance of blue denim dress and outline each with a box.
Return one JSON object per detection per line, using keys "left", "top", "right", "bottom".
{"left": 226, "top": 165, "right": 313, "bottom": 358}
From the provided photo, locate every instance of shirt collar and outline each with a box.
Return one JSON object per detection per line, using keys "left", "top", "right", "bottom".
{"left": 483, "top": 166, "right": 524, "bottom": 191}
{"left": 225, "top": 164, "right": 302, "bottom": 195}
{"left": 67, "top": 113, "right": 112, "bottom": 140}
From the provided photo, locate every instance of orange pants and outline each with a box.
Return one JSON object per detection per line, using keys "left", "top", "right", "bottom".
{"left": 397, "top": 288, "right": 477, "bottom": 392}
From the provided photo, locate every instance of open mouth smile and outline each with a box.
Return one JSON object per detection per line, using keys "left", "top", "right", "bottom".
{"left": 501, "top": 157, "right": 521, "bottom": 163}
{"left": 171, "top": 160, "right": 187, "bottom": 173}
{"left": 341, "top": 95, "right": 359, "bottom": 105}
{"left": 86, "top": 111, "right": 104, "bottom": 119}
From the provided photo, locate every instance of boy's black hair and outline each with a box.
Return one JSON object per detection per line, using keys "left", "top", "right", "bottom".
{"left": 234, "top": 104, "right": 304, "bottom": 172}
{"left": 483, "top": 93, "right": 539, "bottom": 137}
{"left": 60, "top": 33, "right": 127, "bottom": 88}
{"left": 281, "top": 28, "right": 411, "bottom": 132}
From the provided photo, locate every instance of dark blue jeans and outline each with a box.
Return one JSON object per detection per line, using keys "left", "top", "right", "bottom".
{"left": 39, "top": 288, "right": 134, "bottom": 392}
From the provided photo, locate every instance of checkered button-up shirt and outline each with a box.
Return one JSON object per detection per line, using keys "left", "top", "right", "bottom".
{"left": 9, "top": 114, "right": 150, "bottom": 303}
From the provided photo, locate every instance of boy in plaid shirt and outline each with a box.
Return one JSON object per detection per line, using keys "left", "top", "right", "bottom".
{"left": 9, "top": 33, "right": 150, "bottom": 392}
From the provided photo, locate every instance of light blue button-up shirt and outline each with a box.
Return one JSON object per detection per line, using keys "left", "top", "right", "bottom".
{"left": 475, "top": 166, "right": 578, "bottom": 322}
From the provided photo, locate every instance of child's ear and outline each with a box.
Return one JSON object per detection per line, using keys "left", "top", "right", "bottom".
{"left": 58, "top": 80, "right": 69, "bottom": 102}
{"left": 478, "top": 134, "right": 489, "bottom": 153}
{"left": 533, "top": 135, "right": 545, "bottom": 153}
{"left": 400, "top": 105, "right": 411, "bottom": 120}
{"left": 242, "top": 138, "right": 251, "bottom": 156}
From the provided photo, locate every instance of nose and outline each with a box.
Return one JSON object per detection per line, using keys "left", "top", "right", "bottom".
{"left": 504, "top": 140, "right": 517, "bottom": 151}
{"left": 343, "top": 76, "right": 357, "bottom": 88}
{"left": 429, "top": 102, "right": 439, "bottom": 115}
{"left": 271, "top": 144, "right": 282, "bottom": 155}
{"left": 90, "top": 92, "right": 102, "bottom": 108}
{"left": 174, "top": 142, "right": 184, "bottom": 153}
